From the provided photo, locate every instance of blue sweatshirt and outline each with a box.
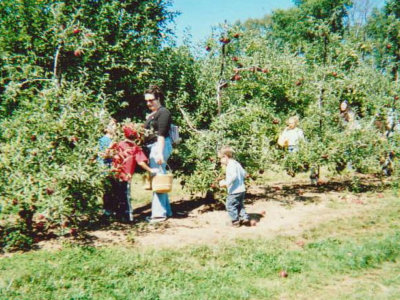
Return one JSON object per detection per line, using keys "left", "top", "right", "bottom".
{"left": 222, "top": 159, "right": 246, "bottom": 194}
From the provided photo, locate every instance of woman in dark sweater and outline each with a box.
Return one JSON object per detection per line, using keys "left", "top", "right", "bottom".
{"left": 144, "top": 85, "right": 173, "bottom": 222}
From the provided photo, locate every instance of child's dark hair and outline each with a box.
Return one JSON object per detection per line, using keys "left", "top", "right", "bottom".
{"left": 145, "top": 85, "right": 164, "bottom": 102}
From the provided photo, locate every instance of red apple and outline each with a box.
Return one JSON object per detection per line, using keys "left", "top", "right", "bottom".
{"left": 394, "top": 95, "right": 399, "bottom": 100}
{"left": 262, "top": 68, "right": 269, "bottom": 73}
{"left": 354, "top": 199, "right": 364, "bottom": 205}
{"left": 332, "top": 71, "right": 337, "bottom": 77}
{"left": 232, "top": 56, "right": 239, "bottom": 62}
{"left": 35, "top": 221, "right": 45, "bottom": 230}
{"left": 233, "top": 33, "right": 240, "bottom": 38}
{"left": 272, "top": 119, "right": 280, "bottom": 124}
{"left": 73, "top": 28, "right": 81, "bottom": 34}
{"left": 219, "top": 37, "right": 231, "bottom": 44}
{"left": 387, "top": 44, "right": 392, "bottom": 49}
{"left": 232, "top": 74, "right": 241, "bottom": 81}
{"left": 30, "top": 134, "right": 37, "bottom": 141}
{"left": 70, "top": 136, "right": 79, "bottom": 143}
{"left": 74, "top": 49, "right": 83, "bottom": 57}
{"left": 279, "top": 270, "right": 288, "bottom": 278}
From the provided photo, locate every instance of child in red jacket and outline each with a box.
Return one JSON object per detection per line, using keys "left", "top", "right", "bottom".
{"left": 110, "top": 124, "right": 156, "bottom": 222}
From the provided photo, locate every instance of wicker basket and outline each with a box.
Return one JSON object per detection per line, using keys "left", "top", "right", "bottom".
{"left": 152, "top": 171, "right": 173, "bottom": 193}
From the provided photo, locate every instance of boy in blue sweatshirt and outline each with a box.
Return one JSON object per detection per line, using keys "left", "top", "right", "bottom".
{"left": 218, "top": 146, "right": 250, "bottom": 227}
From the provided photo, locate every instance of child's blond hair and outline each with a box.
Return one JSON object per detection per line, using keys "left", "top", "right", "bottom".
{"left": 218, "top": 145, "right": 235, "bottom": 158}
{"left": 286, "top": 115, "right": 299, "bottom": 127}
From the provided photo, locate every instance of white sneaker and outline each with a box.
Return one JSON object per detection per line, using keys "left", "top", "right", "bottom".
{"left": 146, "top": 216, "right": 167, "bottom": 224}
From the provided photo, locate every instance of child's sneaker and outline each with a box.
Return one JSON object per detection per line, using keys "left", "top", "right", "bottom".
{"left": 240, "top": 219, "right": 251, "bottom": 226}
{"left": 232, "top": 220, "right": 241, "bottom": 227}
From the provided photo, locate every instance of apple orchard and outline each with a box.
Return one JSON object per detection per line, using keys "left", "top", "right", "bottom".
{"left": 0, "top": 0, "right": 400, "bottom": 251}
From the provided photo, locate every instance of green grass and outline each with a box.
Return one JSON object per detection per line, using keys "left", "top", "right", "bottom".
{"left": 129, "top": 173, "right": 186, "bottom": 208}
{"left": 1, "top": 195, "right": 400, "bottom": 300}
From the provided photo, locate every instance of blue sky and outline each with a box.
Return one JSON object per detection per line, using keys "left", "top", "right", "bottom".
{"left": 170, "top": 0, "right": 294, "bottom": 44}
{"left": 170, "top": 0, "right": 387, "bottom": 45}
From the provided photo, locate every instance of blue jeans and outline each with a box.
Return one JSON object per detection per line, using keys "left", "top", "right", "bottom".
{"left": 147, "top": 137, "right": 173, "bottom": 218}
{"left": 116, "top": 181, "right": 133, "bottom": 221}
{"left": 226, "top": 192, "right": 249, "bottom": 223}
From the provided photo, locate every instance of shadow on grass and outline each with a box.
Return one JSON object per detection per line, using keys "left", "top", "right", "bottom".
{"left": 246, "top": 176, "right": 389, "bottom": 206}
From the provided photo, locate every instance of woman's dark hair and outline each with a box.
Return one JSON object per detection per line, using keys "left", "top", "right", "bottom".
{"left": 145, "top": 85, "right": 164, "bottom": 102}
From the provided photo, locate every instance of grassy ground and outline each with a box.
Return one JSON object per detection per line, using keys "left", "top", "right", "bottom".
{"left": 129, "top": 173, "right": 187, "bottom": 208}
{"left": 1, "top": 191, "right": 399, "bottom": 299}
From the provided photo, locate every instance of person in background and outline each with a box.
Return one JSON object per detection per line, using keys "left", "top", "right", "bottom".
{"left": 277, "top": 116, "right": 305, "bottom": 153}
{"left": 338, "top": 100, "right": 361, "bottom": 172}
{"left": 381, "top": 107, "right": 399, "bottom": 176}
{"left": 98, "top": 118, "right": 117, "bottom": 167}
{"left": 218, "top": 146, "right": 250, "bottom": 227}
{"left": 278, "top": 116, "right": 318, "bottom": 183}
{"left": 339, "top": 100, "right": 360, "bottom": 131}
{"left": 110, "top": 124, "right": 157, "bottom": 222}
{"left": 98, "top": 118, "right": 118, "bottom": 220}
{"left": 143, "top": 85, "right": 173, "bottom": 223}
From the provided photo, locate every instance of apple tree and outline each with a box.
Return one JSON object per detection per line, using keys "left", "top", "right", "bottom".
{"left": 0, "top": 0, "right": 177, "bottom": 251}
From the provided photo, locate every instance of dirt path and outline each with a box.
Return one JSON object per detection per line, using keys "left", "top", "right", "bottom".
{"left": 124, "top": 187, "right": 369, "bottom": 249}
{"left": 35, "top": 177, "right": 381, "bottom": 252}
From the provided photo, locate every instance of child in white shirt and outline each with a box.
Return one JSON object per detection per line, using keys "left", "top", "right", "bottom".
{"left": 218, "top": 146, "right": 250, "bottom": 227}
{"left": 278, "top": 116, "right": 304, "bottom": 152}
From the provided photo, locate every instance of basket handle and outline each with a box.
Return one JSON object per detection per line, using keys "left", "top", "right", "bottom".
{"left": 158, "top": 164, "right": 172, "bottom": 173}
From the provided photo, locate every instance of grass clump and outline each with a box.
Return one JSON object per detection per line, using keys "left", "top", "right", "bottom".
{"left": 1, "top": 195, "right": 400, "bottom": 299}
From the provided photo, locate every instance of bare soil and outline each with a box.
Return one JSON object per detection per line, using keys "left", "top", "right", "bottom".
{"left": 32, "top": 175, "right": 387, "bottom": 252}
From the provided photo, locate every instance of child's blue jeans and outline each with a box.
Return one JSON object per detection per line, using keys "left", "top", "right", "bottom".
{"left": 226, "top": 192, "right": 249, "bottom": 223}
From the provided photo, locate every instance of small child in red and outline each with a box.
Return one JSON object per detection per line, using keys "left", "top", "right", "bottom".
{"left": 110, "top": 125, "right": 155, "bottom": 222}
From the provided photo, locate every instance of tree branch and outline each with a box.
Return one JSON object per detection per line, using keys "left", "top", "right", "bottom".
{"left": 53, "top": 44, "right": 62, "bottom": 88}
{"left": 177, "top": 105, "right": 202, "bottom": 134}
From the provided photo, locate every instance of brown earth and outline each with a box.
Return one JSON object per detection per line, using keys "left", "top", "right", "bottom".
{"left": 31, "top": 175, "right": 386, "bottom": 253}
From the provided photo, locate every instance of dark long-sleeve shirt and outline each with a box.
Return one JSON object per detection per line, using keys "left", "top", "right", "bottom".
{"left": 144, "top": 107, "right": 171, "bottom": 144}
